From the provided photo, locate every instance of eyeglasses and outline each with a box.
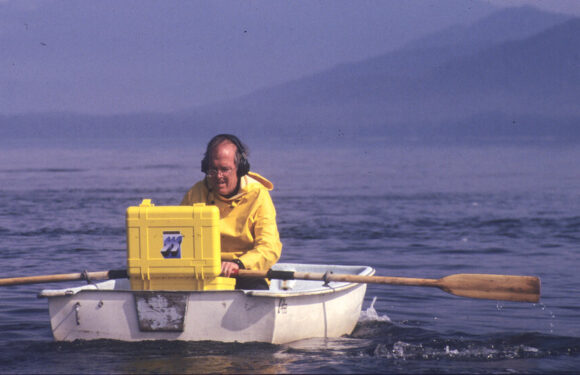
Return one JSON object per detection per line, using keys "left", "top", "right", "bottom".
{"left": 207, "top": 167, "right": 234, "bottom": 177}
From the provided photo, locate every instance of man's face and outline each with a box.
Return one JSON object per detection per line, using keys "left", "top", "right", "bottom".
{"left": 206, "top": 141, "right": 239, "bottom": 197}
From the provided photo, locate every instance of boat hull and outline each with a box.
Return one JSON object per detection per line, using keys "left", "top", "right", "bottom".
{"left": 40, "top": 264, "right": 373, "bottom": 344}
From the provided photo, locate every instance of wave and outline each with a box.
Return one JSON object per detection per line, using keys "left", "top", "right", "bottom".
{"left": 358, "top": 296, "right": 392, "bottom": 323}
{"left": 4, "top": 226, "right": 126, "bottom": 238}
{"left": 278, "top": 214, "right": 580, "bottom": 245}
{"left": 0, "top": 168, "right": 87, "bottom": 174}
{"left": 350, "top": 319, "right": 580, "bottom": 363}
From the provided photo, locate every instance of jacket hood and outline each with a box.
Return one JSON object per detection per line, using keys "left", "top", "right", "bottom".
{"left": 243, "top": 171, "right": 273, "bottom": 191}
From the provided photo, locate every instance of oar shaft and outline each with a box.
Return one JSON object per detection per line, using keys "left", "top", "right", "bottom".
{"left": 0, "top": 270, "right": 127, "bottom": 286}
{"left": 294, "top": 271, "right": 440, "bottom": 287}
{"left": 236, "top": 269, "right": 438, "bottom": 287}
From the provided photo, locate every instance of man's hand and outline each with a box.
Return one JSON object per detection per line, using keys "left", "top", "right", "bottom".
{"left": 221, "top": 261, "right": 240, "bottom": 277}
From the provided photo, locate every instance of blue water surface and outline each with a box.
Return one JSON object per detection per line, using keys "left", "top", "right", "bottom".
{"left": 0, "top": 142, "right": 579, "bottom": 374}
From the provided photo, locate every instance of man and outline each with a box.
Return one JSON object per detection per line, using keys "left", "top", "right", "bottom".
{"left": 180, "top": 134, "right": 282, "bottom": 289}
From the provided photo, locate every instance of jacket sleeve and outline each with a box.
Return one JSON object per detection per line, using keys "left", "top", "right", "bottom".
{"left": 238, "top": 190, "right": 282, "bottom": 270}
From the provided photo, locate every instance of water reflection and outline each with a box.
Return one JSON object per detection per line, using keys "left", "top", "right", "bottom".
{"left": 30, "top": 340, "right": 294, "bottom": 374}
{"left": 121, "top": 353, "right": 291, "bottom": 374}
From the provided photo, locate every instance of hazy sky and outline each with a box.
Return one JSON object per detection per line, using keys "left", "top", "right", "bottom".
{"left": 1, "top": 0, "right": 578, "bottom": 115}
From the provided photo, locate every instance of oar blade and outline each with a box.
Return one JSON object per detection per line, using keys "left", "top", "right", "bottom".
{"left": 438, "top": 274, "right": 541, "bottom": 303}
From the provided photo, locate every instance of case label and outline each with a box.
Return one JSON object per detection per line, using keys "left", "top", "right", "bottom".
{"left": 161, "top": 231, "right": 183, "bottom": 258}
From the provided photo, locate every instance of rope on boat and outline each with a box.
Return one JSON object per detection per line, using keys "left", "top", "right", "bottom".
{"left": 322, "top": 271, "right": 334, "bottom": 287}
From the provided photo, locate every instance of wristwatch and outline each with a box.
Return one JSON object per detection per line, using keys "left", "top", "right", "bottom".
{"left": 232, "top": 259, "right": 245, "bottom": 269}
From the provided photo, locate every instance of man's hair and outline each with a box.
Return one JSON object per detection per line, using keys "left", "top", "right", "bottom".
{"left": 201, "top": 134, "right": 250, "bottom": 177}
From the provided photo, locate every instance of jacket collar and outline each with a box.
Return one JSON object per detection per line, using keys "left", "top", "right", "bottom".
{"left": 206, "top": 171, "right": 273, "bottom": 203}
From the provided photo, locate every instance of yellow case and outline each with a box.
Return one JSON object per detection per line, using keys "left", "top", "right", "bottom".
{"left": 126, "top": 199, "right": 235, "bottom": 291}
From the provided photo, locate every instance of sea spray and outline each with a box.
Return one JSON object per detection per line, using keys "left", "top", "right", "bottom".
{"left": 359, "top": 297, "right": 391, "bottom": 322}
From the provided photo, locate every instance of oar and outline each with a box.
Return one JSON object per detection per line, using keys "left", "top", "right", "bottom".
{"left": 234, "top": 269, "right": 541, "bottom": 303}
{"left": 0, "top": 269, "right": 540, "bottom": 303}
{"left": 0, "top": 270, "right": 128, "bottom": 287}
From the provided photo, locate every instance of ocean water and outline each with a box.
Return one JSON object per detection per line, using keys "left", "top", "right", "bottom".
{"left": 0, "top": 142, "right": 579, "bottom": 374}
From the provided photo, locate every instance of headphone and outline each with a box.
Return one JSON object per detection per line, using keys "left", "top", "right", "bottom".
{"left": 201, "top": 134, "right": 250, "bottom": 178}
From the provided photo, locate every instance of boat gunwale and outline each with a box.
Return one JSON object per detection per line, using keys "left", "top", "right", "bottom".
{"left": 38, "top": 264, "right": 375, "bottom": 299}
{"left": 39, "top": 280, "right": 363, "bottom": 298}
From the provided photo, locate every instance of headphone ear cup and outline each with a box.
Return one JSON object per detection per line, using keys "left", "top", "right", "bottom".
{"left": 237, "top": 157, "right": 250, "bottom": 177}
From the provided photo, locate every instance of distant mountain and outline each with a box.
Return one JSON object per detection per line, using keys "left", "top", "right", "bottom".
{"left": 361, "top": 5, "right": 571, "bottom": 79}
{"left": 1, "top": 6, "right": 578, "bottom": 147}
{"left": 407, "top": 6, "right": 569, "bottom": 49}
{"left": 185, "top": 9, "right": 579, "bottom": 143}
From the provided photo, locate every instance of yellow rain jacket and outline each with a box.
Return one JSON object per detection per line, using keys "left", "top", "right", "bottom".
{"left": 180, "top": 172, "right": 282, "bottom": 270}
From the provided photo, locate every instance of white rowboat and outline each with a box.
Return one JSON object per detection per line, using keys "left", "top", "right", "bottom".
{"left": 39, "top": 263, "right": 375, "bottom": 344}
